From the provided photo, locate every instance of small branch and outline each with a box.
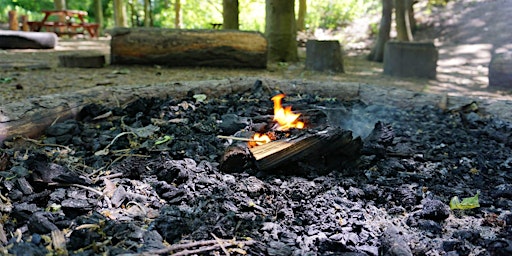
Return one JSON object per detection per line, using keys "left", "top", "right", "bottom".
{"left": 217, "top": 135, "right": 265, "bottom": 142}
{"left": 141, "top": 238, "right": 255, "bottom": 256}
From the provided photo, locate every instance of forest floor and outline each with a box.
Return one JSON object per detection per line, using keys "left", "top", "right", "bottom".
{"left": 0, "top": 0, "right": 511, "bottom": 106}
{"left": 1, "top": 1, "right": 512, "bottom": 255}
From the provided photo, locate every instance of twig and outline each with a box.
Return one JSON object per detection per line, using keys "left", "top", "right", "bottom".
{"left": 217, "top": 135, "right": 265, "bottom": 142}
{"left": 211, "top": 233, "right": 230, "bottom": 256}
{"left": 140, "top": 238, "right": 254, "bottom": 256}
{"left": 18, "top": 137, "right": 73, "bottom": 152}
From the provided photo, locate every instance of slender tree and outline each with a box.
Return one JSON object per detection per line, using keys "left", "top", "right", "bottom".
{"left": 94, "top": 0, "right": 103, "bottom": 35}
{"left": 395, "top": 0, "right": 413, "bottom": 41}
{"left": 223, "top": 0, "right": 239, "bottom": 30}
{"left": 114, "top": 0, "right": 128, "bottom": 27}
{"left": 144, "top": 0, "right": 152, "bottom": 27}
{"left": 296, "top": 0, "right": 306, "bottom": 31}
{"left": 265, "top": 0, "right": 298, "bottom": 62}
{"left": 175, "top": 0, "right": 182, "bottom": 28}
{"left": 368, "top": 0, "right": 393, "bottom": 62}
{"left": 54, "top": 0, "right": 66, "bottom": 10}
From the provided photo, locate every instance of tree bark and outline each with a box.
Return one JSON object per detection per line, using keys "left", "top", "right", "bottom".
{"left": 53, "top": 0, "right": 66, "bottom": 10}
{"left": 296, "top": 0, "right": 307, "bottom": 31}
{"left": 395, "top": 0, "right": 413, "bottom": 41}
{"left": 144, "top": 0, "right": 152, "bottom": 27}
{"left": 368, "top": 0, "right": 393, "bottom": 62}
{"left": 265, "top": 0, "right": 298, "bottom": 62}
{"left": 222, "top": 0, "right": 239, "bottom": 30}
{"left": 114, "top": 0, "right": 128, "bottom": 27}
{"left": 110, "top": 28, "right": 267, "bottom": 68}
{"left": 175, "top": 0, "right": 182, "bottom": 29}
{"left": 94, "top": 0, "right": 104, "bottom": 36}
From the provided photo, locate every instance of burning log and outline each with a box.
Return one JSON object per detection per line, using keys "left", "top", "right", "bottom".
{"left": 219, "top": 127, "right": 362, "bottom": 174}
{"left": 251, "top": 127, "right": 362, "bottom": 171}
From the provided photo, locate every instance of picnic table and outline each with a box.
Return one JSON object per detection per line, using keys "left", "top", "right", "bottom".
{"left": 27, "top": 10, "right": 99, "bottom": 38}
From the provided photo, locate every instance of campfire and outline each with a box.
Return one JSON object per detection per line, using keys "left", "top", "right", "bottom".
{"left": 220, "top": 93, "right": 362, "bottom": 173}
{"left": 248, "top": 93, "right": 304, "bottom": 147}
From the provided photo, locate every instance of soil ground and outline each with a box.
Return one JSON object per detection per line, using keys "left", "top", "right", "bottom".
{"left": 1, "top": 0, "right": 511, "bottom": 106}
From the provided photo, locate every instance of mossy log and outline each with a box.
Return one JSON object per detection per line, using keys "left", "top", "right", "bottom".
{"left": 110, "top": 28, "right": 267, "bottom": 68}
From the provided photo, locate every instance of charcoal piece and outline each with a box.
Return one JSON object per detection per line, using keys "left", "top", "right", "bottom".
{"left": 8, "top": 242, "right": 48, "bottom": 256}
{"left": 45, "top": 119, "right": 80, "bottom": 136}
{"left": 28, "top": 212, "right": 58, "bottom": 234}
{"left": 140, "top": 230, "right": 165, "bottom": 251}
{"left": 267, "top": 240, "right": 293, "bottom": 256}
{"left": 28, "top": 154, "right": 89, "bottom": 185}
{"left": 487, "top": 239, "right": 512, "bottom": 256}
{"left": 219, "top": 114, "right": 248, "bottom": 135}
{"left": 61, "top": 199, "right": 94, "bottom": 210}
{"left": 442, "top": 240, "right": 467, "bottom": 254}
{"left": 419, "top": 198, "right": 450, "bottom": 221}
{"left": 362, "top": 121, "right": 394, "bottom": 157}
{"left": 16, "top": 177, "right": 33, "bottom": 195}
{"left": 153, "top": 206, "right": 192, "bottom": 243}
{"left": 380, "top": 225, "right": 413, "bottom": 256}
{"left": 417, "top": 219, "right": 442, "bottom": 234}
{"left": 111, "top": 186, "right": 127, "bottom": 208}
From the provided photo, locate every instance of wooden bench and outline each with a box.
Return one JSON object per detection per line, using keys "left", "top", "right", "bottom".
{"left": 27, "top": 10, "right": 99, "bottom": 38}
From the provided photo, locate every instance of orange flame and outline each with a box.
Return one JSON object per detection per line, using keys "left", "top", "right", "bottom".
{"left": 272, "top": 94, "right": 304, "bottom": 131}
{"left": 249, "top": 94, "right": 304, "bottom": 147}
{"left": 248, "top": 133, "right": 272, "bottom": 147}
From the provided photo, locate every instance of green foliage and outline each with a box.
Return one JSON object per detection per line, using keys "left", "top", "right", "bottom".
{"left": 306, "top": 0, "right": 378, "bottom": 30}
{"left": 449, "top": 192, "right": 480, "bottom": 210}
{"left": 0, "top": 0, "right": 380, "bottom": 32}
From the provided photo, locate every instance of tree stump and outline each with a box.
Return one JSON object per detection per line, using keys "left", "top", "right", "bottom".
{"left": 383, "top": 41, "right": 438, "bottom": 79}
{"left": 489, "top": 51, "right": 512, "bottom": 88}
{"left": 305, "top": 40, "right": 344, "bottom": 73}
{"left": 59, "top": 54, "right": 106, "bottom": 68}
{"left": 110, "top": 27, "right": 267, "bottom": 68}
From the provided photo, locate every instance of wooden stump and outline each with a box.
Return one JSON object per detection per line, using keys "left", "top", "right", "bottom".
{"left": 110, "top": 27, "right": 267, "bottom": 68}
{"left": 8, "top": 10, "right": 18, "bottom": 31}
{"left": 489, "top": 51, "right": 512, "bottom": 88}
{"left": 305, "top": 40, "right": 344, "bottom": 73}
{"left": 383, "top": 41, "right": 438, "bottom": 79}
{"left": 59, "top": 54, "right": 106, "bottom": 68}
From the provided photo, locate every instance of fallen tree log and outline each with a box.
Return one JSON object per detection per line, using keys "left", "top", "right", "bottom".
{"left": 110, "top": 28, "right": 268, "bottom": 68}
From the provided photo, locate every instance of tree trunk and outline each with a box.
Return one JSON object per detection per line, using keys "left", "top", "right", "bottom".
{"left": 144, "top": 0, "right": 151, "bottom": 27}
{"left": 113, "top": 0, "right": 128, "bottom": 27}
{"left": 54, "top": 0, "right": 66, "bottom": 26}
{"left": 223, "top": 0, "right": 239, "bottom": 30}
{"left": 53, "top": 0, "right": 66, "bottom": 10}
{"left": 175, "top": 0, "right": 182, "bottom": 29}
{"left": 94, "top": 0, "right": 104, "bottom": 36}
{"left": 296, "top": 0, "right": 307, "bottom": 31}
{"left": 408, "top": 0, "right": 416, "bottom": 33}
{"left": 265, "top": 0, "right": 298, "bottom": 62}
{"left": 395, "top": 0, "right": 413, "bottom": 41}
{"left": 110, "top": 28, "right": 267, "bottom": 68}
{"left": 368, "top": 0, "right": 393, "bottom": 62}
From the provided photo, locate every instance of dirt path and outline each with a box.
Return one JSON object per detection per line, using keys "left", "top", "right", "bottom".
{"left": 0, "top": 0, "right": 511, "bottom": 105}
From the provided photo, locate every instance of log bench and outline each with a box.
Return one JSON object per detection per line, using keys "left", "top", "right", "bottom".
{"left": 110, "top": 27, "right": 267, "bottom": 68}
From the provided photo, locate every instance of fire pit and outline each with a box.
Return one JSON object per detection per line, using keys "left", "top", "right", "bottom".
{"left": 0, "top": 79, "right": 511, "bottom": 255}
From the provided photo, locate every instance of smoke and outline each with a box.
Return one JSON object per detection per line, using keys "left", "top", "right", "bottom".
{"left": 319, "top": 104, "right": 399, "bottom": 139}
